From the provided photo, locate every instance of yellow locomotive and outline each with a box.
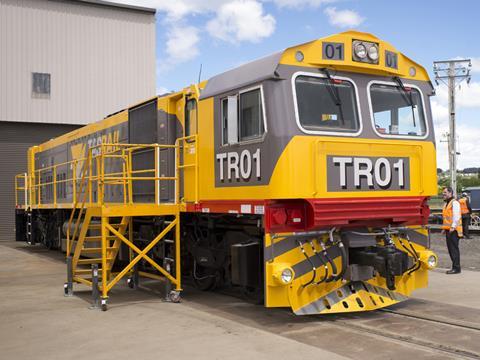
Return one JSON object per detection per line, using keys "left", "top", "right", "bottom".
{"left": 15, "top": 31, "right": 438, "bottom": 313}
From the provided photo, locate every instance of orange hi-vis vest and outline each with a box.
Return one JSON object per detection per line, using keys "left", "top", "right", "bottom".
{"left": 459, "top": 198, "right": 469, "bottom": 215}
{"left": 442, "top": 199, "right": 463, "bottom": 237}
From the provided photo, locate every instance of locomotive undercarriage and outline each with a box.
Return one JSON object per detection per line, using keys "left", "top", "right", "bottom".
{"left": 181, "top": 213, "right": 265, "bottom": 303}
{"left": 17, "top": 208, "right": 431, "bottom": 313}
{"left": 16, "top": 209, "right": 66, "bottom": 249}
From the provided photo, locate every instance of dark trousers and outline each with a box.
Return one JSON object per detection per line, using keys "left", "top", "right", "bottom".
{"left": 462, "top": 214, "right": 471, "bottom": 238}
{"left": 446, "top": 230, "right": 461, "bottom": 270}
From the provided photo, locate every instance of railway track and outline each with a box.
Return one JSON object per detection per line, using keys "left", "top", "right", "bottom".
{"left": 330, "top": 309, "right": 480, "bottom": 359}
{"left": 380, "top": 307, "right": 480, "bottom": 331}
{"left": 185, "top": 286, "right": 480, "bottom": 359}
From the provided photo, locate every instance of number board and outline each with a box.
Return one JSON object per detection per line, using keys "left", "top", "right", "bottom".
{"left": 322, "top": 42, "right": 344, "bottom": 60}
{"left": 327, "top": 155, "right": 410, "bottom": 192}
{"left": 385, "top": 50, "right": 398, "bottom": 69}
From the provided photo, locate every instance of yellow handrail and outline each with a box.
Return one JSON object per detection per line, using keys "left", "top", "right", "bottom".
{"left": 66, "top": 151, "right": 92, "bottom": 257}
{"left": 14, "top": 173, "right": 28, "bottom": 209}
{"left": 15, "top": 138, "right": 199, "bottom": 210}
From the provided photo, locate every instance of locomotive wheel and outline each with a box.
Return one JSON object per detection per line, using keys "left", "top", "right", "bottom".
{"left": 193, "top": 267, "right": 221, "bottom": 291}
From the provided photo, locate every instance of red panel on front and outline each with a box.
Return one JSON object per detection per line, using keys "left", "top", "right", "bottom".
{"left": 305, "top": 196, "right": 430, "bottom": 229}
{"left": 185, "top": 197, "right": 430, "bottom": 232}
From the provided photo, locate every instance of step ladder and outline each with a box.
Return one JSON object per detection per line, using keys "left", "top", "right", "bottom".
{"left": 69, "top": 213, "right": 129, "bottom": 284}
{"left": 63, "top": 143, "right": 185, "bottom": 310}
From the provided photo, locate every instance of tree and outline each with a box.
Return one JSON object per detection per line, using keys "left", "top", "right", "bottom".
{"left": 438, "top": 175, "right": 480, "bottom": 194}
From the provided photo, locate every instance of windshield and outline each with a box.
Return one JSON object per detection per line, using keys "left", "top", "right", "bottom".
{"left": 295, "top": 75, "right": 360, "bottom": 132}
{"left": 370, "top": 83, "right": 426, "bottom": 137}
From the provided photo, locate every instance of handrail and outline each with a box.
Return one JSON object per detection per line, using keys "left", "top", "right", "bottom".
{"left": 175, "top": 135, "right": 199, "bottom": 203}
{"left": 15, "top": 137, "right": 199, "bottom": 210}
{"left": 14, "top": 173, "right": 28, "bottom": 209}
{"left": 66, "top": 151, "right": 92, "bottom": 256}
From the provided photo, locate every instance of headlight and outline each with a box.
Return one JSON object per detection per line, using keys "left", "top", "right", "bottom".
{"left": 352, "top": 40, "right": 379, "bottom": 64}
{"left": 295, "top": 50, "right": 304, "bottom": 62}
{"left": 419, "top": 251, "right": 437, "bottom": 270}
{"left": 368, "top": 45, "right": 379, "bottom": 61}
{"left": 354, "top": 43, "right": 367, "bottom": 59}
{"left": 281, "top": 268, "right": 293, "bottom": 284}
{"left": 270, "top": 264, "right": 295, "bottom": 286}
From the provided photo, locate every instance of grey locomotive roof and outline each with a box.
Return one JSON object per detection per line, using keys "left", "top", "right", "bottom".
{"left": 200, "top": 51, "right": 283, "bottom": 99}
{"left": 65, "top": 0, "right": 156, "bottom": 14}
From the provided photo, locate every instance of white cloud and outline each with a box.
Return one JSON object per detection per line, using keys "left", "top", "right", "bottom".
{"left": 431, "top": 100, "right": 449, "bottom": 170}
{"left": 431, "top": 99, "right": 448, "bottom": 125}
{"left": 206, "top": 0, "right": 275, "bottom": 43}
{"left": 456, "top": 124, "right": 480, "bottom": 170}
{"left": 114, "top": 0, "right": 226, "bottom": 19}
{"left": 471, "top": 57, "right": 480, "bottom": 74}
{"left": 434, "top": 81, "right": 480, "bottom": 108}
{"left": 324, "top": 7, "right": 365, "bottom": 28}
{"left": 271, "top": 0, "right": 335, "bottom": 8}
{"left": 166, "top": 26, "right": 200, "bottom": 63}
{"left": 158, "top": 25, "right": 200, "bottom": 72}
{"left": 432, "top": 82, "right": 480, "bottom": 170}
{"left": 436, "top": 122, "right": 480, "bottom": 171}
{"left": 156, "top": 86, "right": 170, "bottom": 94}
{"left": 117, "top": 0, "right": 277, "bottom": 71}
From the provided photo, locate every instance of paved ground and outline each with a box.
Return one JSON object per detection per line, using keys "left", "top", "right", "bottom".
{"left": 1, "top": 240, "right": 479, "bottom": 360}
{"left": 430, "top": 232, "right": 480, "bottom": 271}
{"left": 415, "top": 268, "right": 480, "bottom": 309}
{"left": 0, "top": 242, "right": 347, "bottom": 360}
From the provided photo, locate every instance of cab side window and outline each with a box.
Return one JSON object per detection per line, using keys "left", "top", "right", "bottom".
{"left": 240, "top": 88, "right": 264, "bottom": 142}
{"left": 221, "top": 87, "right": 265, "bottom": 145}
{"left": 221, "top": 98, "right": 229, "bottom": 145}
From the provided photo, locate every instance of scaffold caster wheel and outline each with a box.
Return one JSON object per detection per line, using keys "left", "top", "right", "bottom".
{"left": 101, "top": 298, "right": 108, "bottom": 311}
{"left": 127, "top": 277, "right": 134, "bottom": 289}
{"left": 64, "top": 283, "right": 72, "bottom": 297}
{"left": 168, "top": 290, "right": 181, "bottom": 303}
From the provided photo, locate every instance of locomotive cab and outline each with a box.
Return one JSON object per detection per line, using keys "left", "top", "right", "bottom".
{"left": 200, "top": 31, "right": 438, "bottom": 313}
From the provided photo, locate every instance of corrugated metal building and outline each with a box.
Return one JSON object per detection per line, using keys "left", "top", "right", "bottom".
{"left": 0, "top": 0, "right": 156, "bottom": 241}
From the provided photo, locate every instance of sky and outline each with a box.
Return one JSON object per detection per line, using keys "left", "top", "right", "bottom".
{"left": 116, "top": 0, "right": 480, "bottom": 170}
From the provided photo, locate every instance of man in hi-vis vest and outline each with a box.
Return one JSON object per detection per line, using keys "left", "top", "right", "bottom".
{"left": 459, "top": 192, "right": 472, "bottom": 239}
{"left": 442, "top": 187, "right": 462, "bottom": 274}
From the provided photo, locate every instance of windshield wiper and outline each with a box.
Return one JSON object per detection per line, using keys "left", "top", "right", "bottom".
{"left": 393, "top": 76, "right": 417, "bottom": 127}
{"left": 320, "top": 68, "right": 345, "bottom": 126}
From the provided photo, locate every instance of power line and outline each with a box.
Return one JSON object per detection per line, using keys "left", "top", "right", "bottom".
{"left": 433, "top": 59, "right": 472, "bottom": 196}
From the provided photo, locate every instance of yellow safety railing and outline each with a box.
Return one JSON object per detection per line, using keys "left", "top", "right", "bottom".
{"left": 176, "top": 135, "right": 199, "bottom": 204}
{"left": 14, "top": 173, "right": 28, "bottom": 209}
{"left": 14, "top": 135, "right": 198, "bottom": 209}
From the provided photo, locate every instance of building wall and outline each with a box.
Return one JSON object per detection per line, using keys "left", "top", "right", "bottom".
{"left": 0, "top": 0, "right": 156, "bottom": 125}
{"left": 0, "top": 122, "right": 81, "bottom": 241}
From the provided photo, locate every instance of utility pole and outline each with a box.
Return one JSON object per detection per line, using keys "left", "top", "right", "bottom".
{"left": 433, "top": 59, "right": 472, "bottom": 197}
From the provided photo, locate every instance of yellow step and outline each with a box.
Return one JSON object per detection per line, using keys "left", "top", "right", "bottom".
{"left": 77, "top": 258, "right": 113, "bottom": 265}
{"left": 80, "top": 247, "right": 116, "bottom": 254}
{"left": 83, "top": 235, "right": 118, "bottom": 241}
{"left": 88, "top": 223, "right": 124, "bottom": 229}
{"left": 74, "top": 268, "right": 103, "bottom": 275}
